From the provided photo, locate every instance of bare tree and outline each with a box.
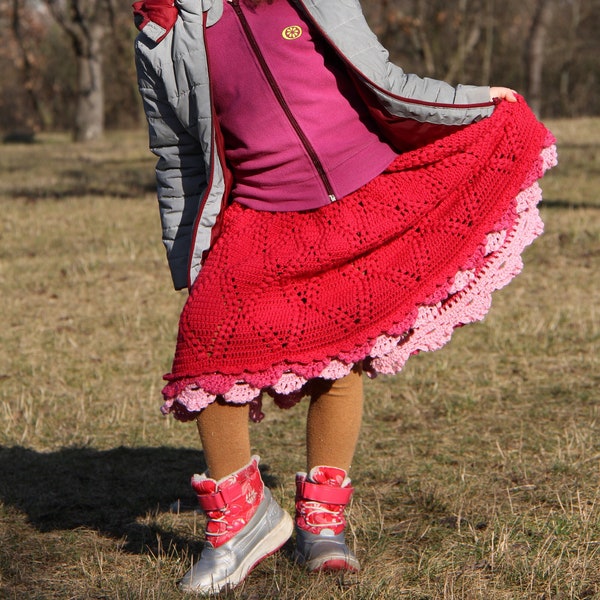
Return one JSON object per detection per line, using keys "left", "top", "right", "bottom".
{"left": 558, "top": 0, "right": 580, "bottom": 115}
{"left": 412, "top": 0, "right": 437, "bottom": 76}
{"left": 481, "top": 0, "right": 495, "bottom": 84}
{"left": 10, "top": 0, "right": 49, "bottom": 132}
{"left": 524, "top": 0, "right": 555, "bottom": 116}
{"left": 443, "top": 0, "right": 483, "bottom": 83}
{"left": 1, "top": 0, "right": 599, "bottom": 130}
{"left": 44, "top": 0, "right": 116, "bottom": 141}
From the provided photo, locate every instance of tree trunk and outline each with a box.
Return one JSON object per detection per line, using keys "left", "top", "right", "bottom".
{"left": 74, "top": 24, "right": 104, "bottom": 142}
{"left": 481, "top": 0, "right": 495, "bottom": 84}
{"left": 11, "top": 0, "right": 49, "bottom": 131}
{"left": 415, "top": 0, "right": 436, "bottom": 76}
{"left": 525, "top": 0, "right": 554, "bottom": 116}
{"left": 559, "top": 0, "right": 581, "bottom": 116}
{"left": 44, "top": 0, "right": 110, "bottom": 142}
{"left": 444, "top": 0, "right": 482, "bottom": 83}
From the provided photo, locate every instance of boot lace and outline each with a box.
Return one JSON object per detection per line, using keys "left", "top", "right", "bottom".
{"left": 204, "top": 510, "right": 232, "bottom": 538}
{"left": 301, "top": 500, "right": 345, "bottom": 529}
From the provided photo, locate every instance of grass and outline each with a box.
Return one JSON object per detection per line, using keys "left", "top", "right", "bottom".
{"left": 0, "top": 119, "right": 598, "bottom": 599}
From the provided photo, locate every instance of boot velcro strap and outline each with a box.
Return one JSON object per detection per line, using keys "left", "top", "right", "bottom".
{"left": 297, "top": 480, "right": 353, "bottom": 505}
{"left": 196, "top": 482, "right": 244, "bottom": 511}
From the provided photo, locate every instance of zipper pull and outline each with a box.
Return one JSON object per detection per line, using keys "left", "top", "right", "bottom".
{"left": 329, "top": 194, "right": 337, "bottom": 202}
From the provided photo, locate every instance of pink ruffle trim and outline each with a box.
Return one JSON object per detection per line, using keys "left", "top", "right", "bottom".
{"left": 162, "top": 141, "right": 557, "bottom": 423}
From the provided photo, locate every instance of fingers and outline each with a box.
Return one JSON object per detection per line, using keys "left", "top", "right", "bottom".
{"left": 490, "top": 86, "right": 518, "bottom": 102}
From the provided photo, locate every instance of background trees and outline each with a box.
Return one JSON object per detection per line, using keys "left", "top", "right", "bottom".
{"left": 364, "top": 0, "right": 600, "bottom": 117}
{"left": 43, "top": 0, "right": 116, "bottom": 141}
{"left": 2, "top": 0, "right": 139, "bottom": 139}
{"left": 1, "top": 0, "right": 599, "bottom": 140}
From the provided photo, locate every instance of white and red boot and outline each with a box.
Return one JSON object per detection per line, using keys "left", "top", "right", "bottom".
{"left": 294, "top": 465, "right": 361, "bottom": 572}
{"left": 179, "top": 455, "right": 293, "bottom": 594}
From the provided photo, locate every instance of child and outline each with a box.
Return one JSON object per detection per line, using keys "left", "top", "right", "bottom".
{"left": 133, "top": 0, "right": 556, "bottom": 593}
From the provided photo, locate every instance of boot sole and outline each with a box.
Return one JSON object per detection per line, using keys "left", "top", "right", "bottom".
{"left": 306, "top": 557, "right": 360, "bottom": 573}
{"left": 294, "top": 527, "right": 361, "bottom": 573}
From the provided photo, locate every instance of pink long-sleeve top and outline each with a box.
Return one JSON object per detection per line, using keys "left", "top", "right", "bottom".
{"left": 205, "top": 0, "right": 397, "bottom": 212}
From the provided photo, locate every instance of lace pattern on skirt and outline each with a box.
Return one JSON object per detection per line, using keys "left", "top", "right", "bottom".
{"left": 161, "top": 101, "right": 557, "bottom": 423}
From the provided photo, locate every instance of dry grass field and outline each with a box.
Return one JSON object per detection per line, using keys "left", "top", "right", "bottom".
{"left": 0, "top": 118, "right": 598, "bottom": 599}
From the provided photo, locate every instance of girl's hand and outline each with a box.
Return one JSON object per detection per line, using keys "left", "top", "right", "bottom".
{"left": 490, "top": 87, "right": 518, "bottom": 102}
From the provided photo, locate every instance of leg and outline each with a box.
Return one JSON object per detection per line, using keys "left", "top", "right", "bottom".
{"left": 196, "top": 398, "right": 251, "bottom": 479}
{"left": 180, "top": 398, "right": 293, "bottom": 594}
{"left": 306, "top": 368, "right": 364, "bottom": 472}
{"left": 296, "top": 369, "right": 364, "bottom": 573}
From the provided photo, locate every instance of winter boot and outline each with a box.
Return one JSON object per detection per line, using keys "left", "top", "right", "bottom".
{"left": 179, "top": 455, "right": 293, "bottom": 594}
{"left": 294, "top": 465, "right": 360, "bottom": 573}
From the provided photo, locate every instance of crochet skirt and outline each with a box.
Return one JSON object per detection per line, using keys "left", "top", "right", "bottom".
{"left": 162, "top": 99, "right": 557, "bottom": 422}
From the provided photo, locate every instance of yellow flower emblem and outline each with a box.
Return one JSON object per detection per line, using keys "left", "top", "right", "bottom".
{"left": 282, "top": 25, "right": 302, "bottom": 40}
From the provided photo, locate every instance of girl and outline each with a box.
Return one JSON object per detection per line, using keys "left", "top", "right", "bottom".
{"left": 133, "top": 0, "right": 556, "bottom": 593}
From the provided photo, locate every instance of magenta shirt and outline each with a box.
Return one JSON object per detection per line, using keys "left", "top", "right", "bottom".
{"left": 205, "top": 0, "right": 397, "bottom": 212}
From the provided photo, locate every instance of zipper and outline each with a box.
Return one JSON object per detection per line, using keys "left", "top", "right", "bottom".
{"left": 229, "top": 0, "right": 337, "bottom": 202}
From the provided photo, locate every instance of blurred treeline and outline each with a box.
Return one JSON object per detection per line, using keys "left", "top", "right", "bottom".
{"left": 1, "top": 0, "right": 598, "bottom": 142}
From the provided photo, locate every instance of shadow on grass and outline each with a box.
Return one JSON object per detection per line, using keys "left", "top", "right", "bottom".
{"left": 0, "top": 445, "right": 281, "bottom": 556}
{"left": 11, "top": 179, "right": 157, "bottom": 201}
{"left": 543, "top": 198, "right": 600, "bottom": 210}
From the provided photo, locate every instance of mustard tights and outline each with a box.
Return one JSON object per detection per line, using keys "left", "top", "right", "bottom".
{"left": 196, "top": 370, "right": 364, "bottom": 480}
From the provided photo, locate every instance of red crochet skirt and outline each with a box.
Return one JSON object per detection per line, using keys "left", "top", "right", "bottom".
{"left": 162, "top": 99, "right": 556, "bottom": 422}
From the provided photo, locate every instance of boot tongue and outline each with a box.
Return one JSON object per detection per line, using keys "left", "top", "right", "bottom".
{"left": 308, "top": 466, "right": 348, "bottom": 487}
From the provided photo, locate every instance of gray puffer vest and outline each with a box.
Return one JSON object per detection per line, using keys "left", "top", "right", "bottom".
{"left": 135, "top": 0, "right": 495, "bottom": 290}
